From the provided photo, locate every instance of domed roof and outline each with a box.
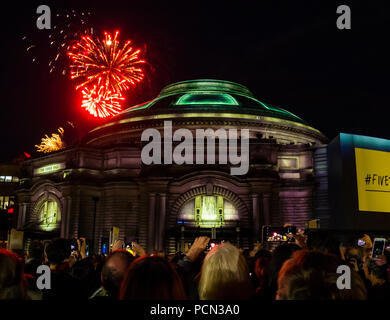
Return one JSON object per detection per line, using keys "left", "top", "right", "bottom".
{"left": 117, "top": 79, "right": 306, "bottom": 124}
{"left": 84, "top": 79, "right": 327, "bottom": 146}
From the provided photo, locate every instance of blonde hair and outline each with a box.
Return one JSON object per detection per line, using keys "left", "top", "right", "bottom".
{"left": 198, "top": 242, "right": 253, "bottom": 300}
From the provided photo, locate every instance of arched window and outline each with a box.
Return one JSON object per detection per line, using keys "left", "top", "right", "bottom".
{"left": 178, "top": 195, "right": 239, "bottom": 227}
{"left": 37, "top": 198, "right": 61, "bottom": 231}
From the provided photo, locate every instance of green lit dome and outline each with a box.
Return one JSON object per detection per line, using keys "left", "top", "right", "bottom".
{"left": 119, "top": 79, "right": 305, "bottom": 124}
{"left": 84, "top": 79, "right": 327, "bottom": 146}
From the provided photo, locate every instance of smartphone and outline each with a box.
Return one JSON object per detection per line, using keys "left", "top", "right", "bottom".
{"left": 102, "top": 243, "right": 108, "bottom": 255}
{"left": 70, "top": 238, "right": 78, "bottom": 252}
{"left": 206, "top": 241, "right": 218, "bottom": 251}
{"left": 372, "top": 238, "right": 386, "bottom": 260}
{"left": 262, "top": 226, "right": 296, "bottom": 243}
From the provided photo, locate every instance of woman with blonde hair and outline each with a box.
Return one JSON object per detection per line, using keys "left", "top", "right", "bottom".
{"left": 198, "top": 242, "right": 253, "bottom": 300}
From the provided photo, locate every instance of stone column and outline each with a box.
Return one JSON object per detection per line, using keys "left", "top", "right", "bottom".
{"left": 262, "top": 193, "right": 271, "bottom": 226}
{"left": 157, "top": 194, "right": 166, "bottom": 252}
{"left": 147, "top": 193, "right": 156, "bottom": 253}
{"left": 65, "top": 197, "right": 72, "bottom": 238}
{"left": 251, "top": 194, "right": 260, "bottom": 240}
{"left": 60, "top": 199, "right": 67, "bottom": 238}
{"left": 17, "top": 203, "right": 27, "bottom": 229}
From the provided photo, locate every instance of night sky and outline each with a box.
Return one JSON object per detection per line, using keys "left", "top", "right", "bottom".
{"left": 1, "top": 0, "right": 389, "bottom": 162}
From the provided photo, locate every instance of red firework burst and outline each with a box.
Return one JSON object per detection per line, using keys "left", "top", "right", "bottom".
{"left": 81, "top": 85, "right": 124, "bottom": 118}
{"left": 68, "top": 31, "right": 145, "bottom": 95}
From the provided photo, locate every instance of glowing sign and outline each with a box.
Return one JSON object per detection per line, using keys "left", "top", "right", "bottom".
{"left": 35, "top": 163, "right": 64, "bottom": 175}
{"left": 355, "top": 148, "right": 390, "bottom": 213}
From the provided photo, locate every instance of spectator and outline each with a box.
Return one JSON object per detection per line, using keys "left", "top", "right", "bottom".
{"left": 120, "top": 255, "right": 186, "bottom": 300}
{"left": 177, "top": 236, "right": 210, "bottom": 300}
{"left": 198, "top": 242, "right": 253, "bottom": 300}
{"left": 71, "top": 257, "right": 100, "bottom": 299}
{"left": 363, "top": 255, "right": 390, "bottom": 300}
{"left": 42, "top": 238, "right": 83, "bottom": 300}
{"left": 90, "top": 249, "right": 135, "bottom": 300}
{"left": 306, "top": 230, "right": 341, "bottom": 257}
{"left": 277, "top": 250, "right": 367, "bottom": 300}
{"left": 24, "top": 240, "right": 45, "bottom": 300}
{"left": 0, "top": 250, "right": 27, "bottom": 300}
{"left": 267, "top": 243, "right": 301, "bottom": 299}
{"left": 24, "top": 240, "right": 44, "bottom": 275}
{"left": 254, "top": 249, "right": 272, "bottom": 299}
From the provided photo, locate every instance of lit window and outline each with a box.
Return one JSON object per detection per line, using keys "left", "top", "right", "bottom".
{"left": 179, "top": 195, "right": 238, "bottom": 227}
{"left": 4, "top": 197, "right": 9, "bottom": 209}
{"left": 39, "top": 200, "right": 60, "bottom": 231}
{"left": 0, "top": 196, "right": 13, "bottom": 209}
{"left": 201, "top": 196, "right": 218, "bottom": 221}
{"left": 0, "top": 176, "right": 5, "bottom": 182}
{"left": 278, "top": 157, "right": 299, "bottom": 169}
{"left": 12, "top": 177, "right": 19, "bottom": 183}
{"left": 5, "top": 176, "right": 12, "bottom": 182}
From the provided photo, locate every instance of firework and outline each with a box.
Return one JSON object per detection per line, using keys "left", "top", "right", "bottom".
{"left": 81, "top": 85, "right": 124, "bottom": 118}
{"left": 68, "top": 31, "right": 145, "bottom": 95}
{"left": 35, "top": 128, "right": 66, "bottom": 153}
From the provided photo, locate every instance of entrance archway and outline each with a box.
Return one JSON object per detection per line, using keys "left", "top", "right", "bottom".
{"left": 166, "top": 185, "right": 251, "bottom": 253}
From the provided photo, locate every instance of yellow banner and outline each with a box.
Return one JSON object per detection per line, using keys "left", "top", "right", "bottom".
{"left": 355, "top": 148, "right": 390, "bottom": 212}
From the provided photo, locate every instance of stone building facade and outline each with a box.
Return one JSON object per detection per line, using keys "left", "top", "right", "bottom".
{"left": 15, "top": 79, "right": 328, "bottom": 253}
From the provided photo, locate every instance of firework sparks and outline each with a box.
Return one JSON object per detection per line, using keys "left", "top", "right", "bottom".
{"left": 68, "top": 31, "right": 145, "bottom": 95}
{"left": 22, "top": 10, "right": 92, "bottom": 74}
{"left": 35, "top": 127, "right": 66, "bottom": 153}
{"left": 81, "top": 85, "right": 124, "bottom": 118}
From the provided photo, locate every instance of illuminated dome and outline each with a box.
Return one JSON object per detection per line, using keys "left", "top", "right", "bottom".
{"left": 83, "top": 79, "right": 327, "bottom": 146}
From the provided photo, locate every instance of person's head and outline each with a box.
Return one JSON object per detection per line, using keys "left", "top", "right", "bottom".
{"left": 198, "top": 242, "right": 253, "bottom": 300}
{"left": 268, "top": 243, "right": 301, "bottom": 291}
{"left": 101, "top": 249, "right": 135, "bottom": 298}
{"left": 45, "top": 238, "right": 71, "bottom": 266}
{"left": 0, "top": 250, "right": 27, "bottom": 300}
{"left": 306, "top": 230, "right": 341, "bottom": 257}
{"left": 277, "top": 250, "right": 367, "bottom": 300}
{"left": 28, "top": 240, "right": 44, "bottom": 262}
{"left": 254, "top": 249, "right": 272, "bottom": 286}
{"left": 71, "top": 257, "right": 98, "bottom": 298}
{"left": 363, "top": 256, "right": 387, "bottom": 286}
{"left": 120, "top": 255, "right": 186, "bottom": 300}
{"left": 344, "top": 245, "right": 365, "bottom": 272}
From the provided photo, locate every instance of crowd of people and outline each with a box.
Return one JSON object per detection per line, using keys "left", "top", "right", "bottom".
{"left": 0, "top": 230, "right": 389, "bottom": 300}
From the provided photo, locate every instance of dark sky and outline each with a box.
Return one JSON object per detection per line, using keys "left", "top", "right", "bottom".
{"left": 1, "top": 0, "right": 389, "bottom": 161}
